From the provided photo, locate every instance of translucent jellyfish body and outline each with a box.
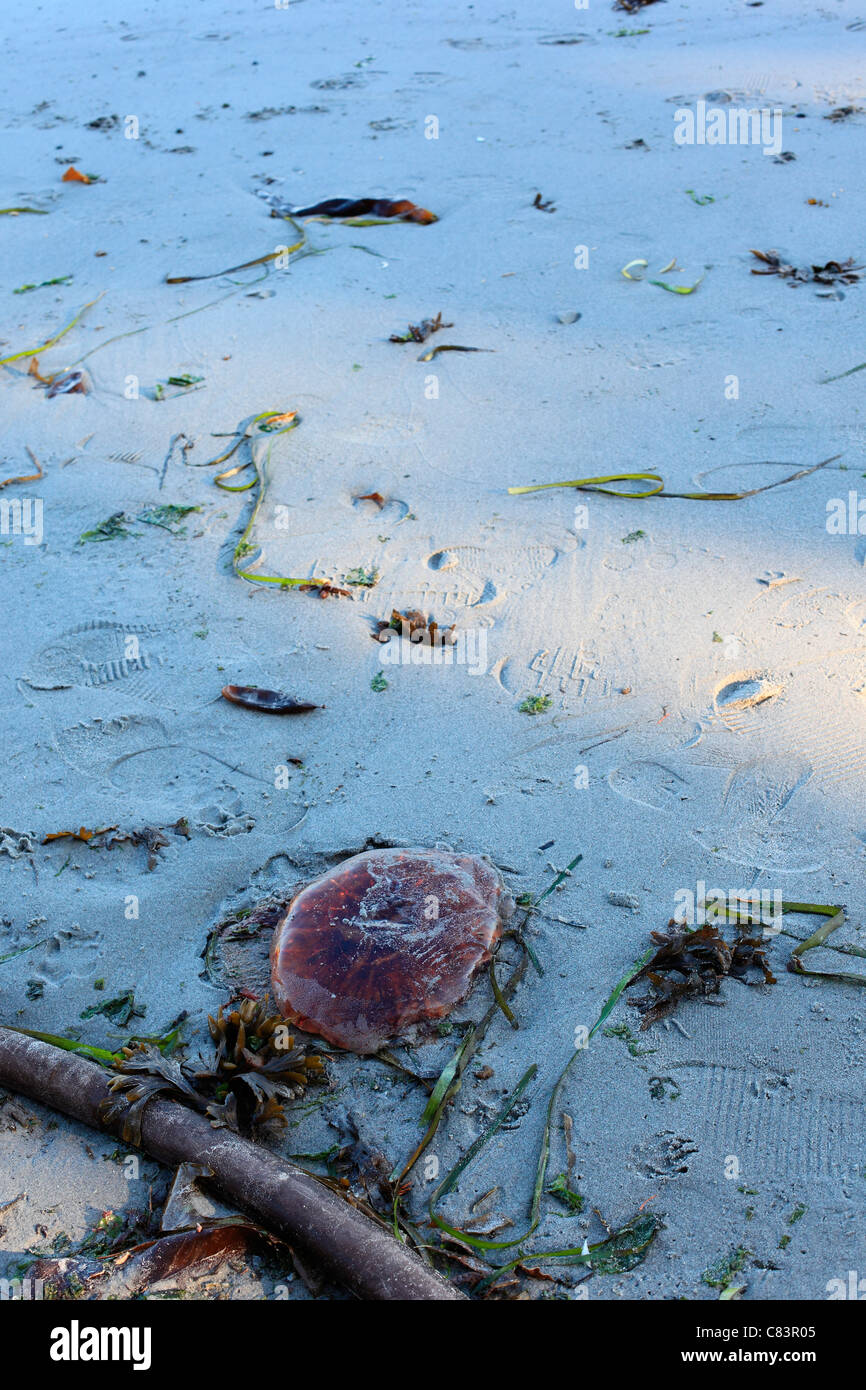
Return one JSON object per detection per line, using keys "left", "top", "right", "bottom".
{"left": 270, "top": 847, "right": 511, "bottom": 1051}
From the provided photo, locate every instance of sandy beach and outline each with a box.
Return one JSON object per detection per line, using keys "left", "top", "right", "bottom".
{"left": 1, "top": 0, "right": 865, "bottom": 1306}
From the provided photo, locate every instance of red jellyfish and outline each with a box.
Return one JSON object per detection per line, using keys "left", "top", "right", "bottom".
{"left": 270, "top": 847, "right": 512, "bottom": 1052}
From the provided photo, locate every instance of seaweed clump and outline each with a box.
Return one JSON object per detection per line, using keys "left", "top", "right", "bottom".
{"left": 102, "top": 997, "right": 326, "bottom": 1140}
{"left": 627, "top": 923, "right": 775, "bottom": 1029}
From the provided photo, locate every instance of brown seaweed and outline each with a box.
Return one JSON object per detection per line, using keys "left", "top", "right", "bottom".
{"left": 102, "top": 996, "right": 326, "bottom": 1140}
{"left": 390, "top": 311, "right": 452, "bottom": 343}
{"left": 626, "top": 922, "right": 776, "bottom": 1029}
{"left": 374, "top": 608, "right": 456, "bottom": 646}
{"left": 291, "top": 197, "right": 437, "bottom": 224}
{"left": 750, "top": 248, "right": 863, "bottom": 285}
{"left": 221, "top": 684, "right": 322, "bottom": 714}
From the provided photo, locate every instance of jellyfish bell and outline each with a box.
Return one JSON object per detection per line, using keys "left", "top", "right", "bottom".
{"left": 269, "top": 847, "right": 513, "bottom": 1053}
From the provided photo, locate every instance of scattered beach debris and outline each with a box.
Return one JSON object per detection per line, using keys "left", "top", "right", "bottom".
{"left": 289, "top": 196, "right": 437, "bottom": 225}
{"left": 0, "top": 447, "right": 42, "bottom": 490}
{"left": 621, "top": 255, "right": 702, "bottom": 293}
{"left": 355, "top": 489, "right": 386, "bottom": 507}
{"left": 137, "top": 503, "right": 200, "bottom": 534}
{"left": 820, "top": 359, "right": 866, "bottom": 383}
{"left": 547, "top": 1172, "right": 583, "bottom": 1214}
{"left": 198, "top": 410, "right": 346, "bottom": 595}
{"left": 508, "top": 454, "right": 840, "bottom": 501}
{"left": 650, "top": 275, "right": 703, "bottom": 294}
{"left": 44, "top": 368, "right": 87, "bottom": 396}
{"left": 556, "top": 310, "right": 581, "bottom": 324}
{"left": 221, "top": 685, "right": 321, "bottom": 715}
{"left": 153, "top": 373, "right": 205, "bottom": 401}
{"left": 0, "top": 1029, "right": 458, "bottom": 1300}
{"left": 370, "top": 671, "right": 388, "bottom": 692}
{"left": 703, "top": 1246, "right": 750, "bottom": 1293}
{"left": 270, "top": 848, "right": 512, "bottom": 1051}
{"left": 626, "top": 923, "right": 776, "bottom": 1029}
{"left": 417, "top": 344, "right": 493, "bottom": 362}
{"left": 41, "top": 819, "right": 190, "bottom": 871}
{"left": 344, "top": 565, "right": 379, "bottom": 587}
{"left": 61, "top": 166, "right": 95, "bottom": 184}
{"left": 0, "top": 292, "right": 104, "bottom": 368}
{"left": 0, "top": 206, "right": 48, "bottom": 216}
{"left": 78, "top": 512, "right": 136, "bottom": 543}
{"left": 13, "top": 275, "right": 72, "bottom": 294}
{"left": 79, "top": 505, "right": 199, "bottom": 542}
{"left": 825, "top": 105, "right": 861, "bottom": 122}
{"left": 750, "top": 248, "right": 863, "bottom": 286}
{"left": 374, "top": 608, "right": 456, "bottom": 645}
{"left": 389, "top": 310, "right": 452, "bottom": 343}
{"left": 81, "top": 990, "right": 146, "bottom": 1027}
{"left": 103, "top": 997, "right": 326, "bottom": 1139}
{"left": 614, "top": 0, "right": 662, "bottom": 11}
{"left": 532, "top": 192, "right": 556, "bottom": 213}
{"left": 685, "top": 188, "right": 714, "bottom": 205}
{"left": 165, "top": 223, "right": 306, "bottom": 283}
{"left": 518, "top": 695, "right": 552, "bottom": 715}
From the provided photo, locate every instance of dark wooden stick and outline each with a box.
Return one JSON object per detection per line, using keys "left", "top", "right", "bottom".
{"left": 0, "top": 1028, "right": 462, "bottom": 1301}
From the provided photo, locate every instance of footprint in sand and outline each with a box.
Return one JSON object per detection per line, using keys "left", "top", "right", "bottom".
{"left": 610, "top": 752, "right": 821, "bottom": 873}
{"left": 51, "top": 713, "right": 170, "bottom": 781}
{"left": 22, "top": 620, "right": 177, "bottom": 703}
{"left": 33, "top": 924, "right": 102, "bottom": 988}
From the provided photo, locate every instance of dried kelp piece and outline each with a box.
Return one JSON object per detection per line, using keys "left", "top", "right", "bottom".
{"left": 390, "top": 310, "right": 452, "bottom": 343}
{"left": 626, "top": 923, "right": 775, "bottom": 1029}
{"left": 532, "top": 192, "right": 556, "bottom": 212}
{"left": 221, "top": 684, "right": 321, "bottom": 714}
{"left": 42, "top": 820, "right": 187, "bottom": 870}
{"left": 270, "top": 848, "right": 513, "bottom": 1052}
{"left": 42, "top": 823, "right": 115, "bottom": 843}
{"left": 0, "top": 447, "right": 43, "bottom": 491}
{"left": 750, "top": 248, "right": 863, "bottom": 285}
{"left": 825, "top": 106, "right": 861, "bottom": 122}
{"left": 417, "top": 344, "right": 492, "bottom": 362}
{"left": 291, "top": 197, "right": 437, "bottom": 224}
{"left": 374, "top": 608, "right": 456, "bottom": 646}
{"left": 614, "top": 0, "right": 662, "bottom": 10}
{"left": 61, "top": 166, "right": 92, "bottom": 184}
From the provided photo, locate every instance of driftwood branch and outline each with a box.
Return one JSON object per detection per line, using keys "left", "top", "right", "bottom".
{"left": 0, "top": 1027, "right": 462, "bottom": 1301}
